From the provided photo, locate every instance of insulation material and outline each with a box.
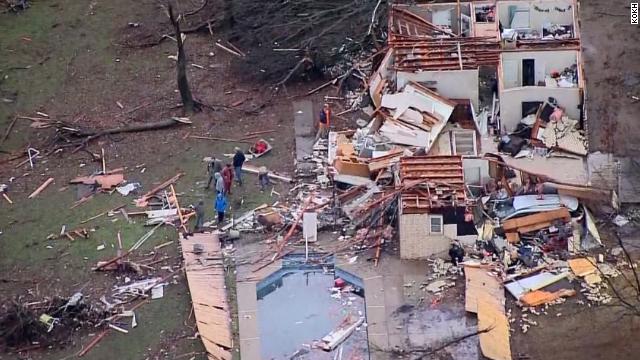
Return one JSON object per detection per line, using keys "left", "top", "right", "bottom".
{"left": 568, "top": 257, "right": 597, "bottom": 277}
{"left": 542, "top": 118, "right": 587, "bottom": 155}
{"left": 520, "top": 289, "right": 576, "bottom": 307}
{"left": 70, "top": 174, "right": 125, "bottom": 190}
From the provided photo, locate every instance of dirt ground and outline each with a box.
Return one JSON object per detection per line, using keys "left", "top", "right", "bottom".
{"left": 1, "top": 0, "right": 640, "bottom": 359}
{"left": 580, "top": 0, "right": 640, "bottom": 155}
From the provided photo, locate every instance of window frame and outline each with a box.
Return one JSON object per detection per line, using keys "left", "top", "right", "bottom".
{"left": 452, "top": 130, "right": 477, "bottom": 156}
{"left": 428, "top": 215, "right": 444, "bottom": 235}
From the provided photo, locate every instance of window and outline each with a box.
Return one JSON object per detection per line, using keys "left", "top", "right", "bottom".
{"left": 429, "top": 215, "right": 443, "bottom": 234}
{"left": 452, "top": 131, "right": 477, "bottom": 156}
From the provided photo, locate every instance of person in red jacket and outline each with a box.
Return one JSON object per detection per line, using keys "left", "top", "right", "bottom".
{"left": 221, "top": 163, "right": 234, "bottom": 195}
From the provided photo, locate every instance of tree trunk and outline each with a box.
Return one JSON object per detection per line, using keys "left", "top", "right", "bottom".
{"left": 76, "top": 117, "right": 192, "bottom": 137}
{"left": 168, "top": 3, "right": 198, "bottom": 113}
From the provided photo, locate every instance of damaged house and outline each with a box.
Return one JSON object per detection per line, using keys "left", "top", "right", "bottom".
{"left": 398, "top": 156, "right": 477, "bottom": 259}
{"left": 358, "top": 0, "right": 597, "bottom": 259}
{"left": 496, "top": 0, "right": 583, "bottom": 133}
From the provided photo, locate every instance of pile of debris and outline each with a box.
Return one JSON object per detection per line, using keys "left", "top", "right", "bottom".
{"left": 0, "top": 293, "right": 106, "bottom": 351}
{"left": 4, "top": 0, "right": 29, "bottom": 13}
{"left": 499, "top": 100, "right": 586, "bottom": 159}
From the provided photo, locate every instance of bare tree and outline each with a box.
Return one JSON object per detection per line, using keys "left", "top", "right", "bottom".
{"left": 168, "top": 2, "right": 200, "bottom": 114}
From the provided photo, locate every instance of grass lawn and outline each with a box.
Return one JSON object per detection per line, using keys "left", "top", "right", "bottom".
{"left": 0, "top": 1, "right": 282, "bottom": 358}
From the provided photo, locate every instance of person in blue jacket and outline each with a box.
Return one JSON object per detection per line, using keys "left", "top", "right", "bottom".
{"left": 215, "top": 192, "right": 228, "bottom": 224}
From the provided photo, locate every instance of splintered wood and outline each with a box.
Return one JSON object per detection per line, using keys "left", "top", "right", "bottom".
{"left": 179, "top": 232, "right": 232, "bottom": 360}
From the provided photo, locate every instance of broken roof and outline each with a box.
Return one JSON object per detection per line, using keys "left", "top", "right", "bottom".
{"left": 388, "top": 3, "right": 500, "bottom": 70}
{"left": 399, "top": 156, "right": 467, "bottom": 213}
{"left": 393, "top": 37, "right": 501, "bottom": 71}
{"left": 389, "top": 5, "right": 460, "bottom": 42}
{"left": 377, "top": 82, "right": 455, "bottom": 149}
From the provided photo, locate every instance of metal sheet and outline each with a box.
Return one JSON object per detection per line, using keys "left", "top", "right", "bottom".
{"left": 504, "top": 272, "right": 569, "bottom": 299}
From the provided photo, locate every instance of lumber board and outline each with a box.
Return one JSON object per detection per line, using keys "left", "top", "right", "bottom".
{"left": 464, "top": 266, "right": 504, "bottom": 314}
{"left": 28, "top": 177, "right": 54, "bottom": 198}
{"left": 502, "top": 208, "right": 570, "bottom": 232}
{"left": 179, "top": 232, "right": 233, "bottom": 355}
{"left": 478, "top": 300, "right": 511, "bottom": 360}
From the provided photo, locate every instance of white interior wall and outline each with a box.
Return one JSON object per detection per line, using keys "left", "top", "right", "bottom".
{"left": 499, "top": 86, "right": 581, "bottom": 131}
{"left": 462, "top": 158, "right": 491, "bottom": 185}
{"left": 501, "top": 50, "right": 577, "bottom": 88}
{"left": 397, "top": 69, "right": 479, "bottom": 110}
{"left": 369, "top": 49, "right": 395, "bottom": 108}
{"left": 428, "top": 129, "right": 453, "bottom": 156}
{"left": 498, "top": 1, "right": 574, "bottom": 31}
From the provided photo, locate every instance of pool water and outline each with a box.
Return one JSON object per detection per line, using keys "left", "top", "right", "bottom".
{"left": 257, "top": 268, "right": 368, "bottom": 359}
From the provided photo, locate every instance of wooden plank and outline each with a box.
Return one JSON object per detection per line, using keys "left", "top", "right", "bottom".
{"left": 464, "top": 266, "right": 504, "bottom": 314}
{"left": 568, "top": 257, "right": 597, "bottom": 277}
{"left": 135, "top": 173, "right": 183, "bottom": 207}
{"left": 28, "top": 177, "right": 54, "bottom": 198}
{"left": 202, "top": 337, "right": 232, "bottom": 360}
{"left": 502, "top": 208, "right": 570, "bottom": 232}
{"left": 179, "top": 232, "right": 233, "bottom": 356}
{"left": 477, "top": 300, "right": 511, "bottom": 360}
{"left": 505, "top": 232, "right": 519, "bottom": 244}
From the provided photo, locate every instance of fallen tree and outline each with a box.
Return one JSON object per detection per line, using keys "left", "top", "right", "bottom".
{"left": 44, "top": 117, "right": 192, "bottom": 153}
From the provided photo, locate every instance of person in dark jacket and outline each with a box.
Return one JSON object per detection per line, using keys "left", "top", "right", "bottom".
{"left": 314, "top": 103, "right": 332, "bottom": 142}
{"left": 232, "top": 148, "right": 246, "bottom": 186}
{"left": 193, "top": 200, "right": 205, "bottom": 232}
{"left": 449, "top": 240, "right": 465, "bottom": 266}
{"left": 215, "top": 192, "right": 227, "bottom": 224}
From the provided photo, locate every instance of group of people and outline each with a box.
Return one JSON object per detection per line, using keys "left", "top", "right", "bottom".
{"left": 206, "top": 147, "right": 246, "bottom": 194}
{"left": 193, "top": 148, "right": 246, "bottom": 232}
{"left": 193, "top": 103, "right": 333, "bottom": 233}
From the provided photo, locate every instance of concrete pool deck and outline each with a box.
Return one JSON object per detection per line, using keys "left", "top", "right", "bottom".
{"left": 234, "top": 242, "right": 478, "bottom": 360}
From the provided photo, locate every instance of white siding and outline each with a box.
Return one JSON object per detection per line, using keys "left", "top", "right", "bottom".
{"left": 399, "top": 213, "right": 451, "bottom": 259}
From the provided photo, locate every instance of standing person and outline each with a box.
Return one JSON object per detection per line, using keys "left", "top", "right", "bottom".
{"left": 314, "top": 103, "right": 332, "bottom": 142}
{"left": 232, "top": 147, "right": 246, "bottom": 186}
{"left": 193, "top": 200, "right": 205, "bottom": 232}
{"left": 221, "top": 163, "right": 234, "bottom": 195}
{"left": 214, "top": 172, "right": 225, "bottom": 194}
{"left": 215, "top": 192, "right": 227, "bottom": 224}
{"left": 205, "top": 157, "right": 223, "bottom": 189}
{"left": 258, "top": 166, "right": 270, "bottom": 192}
